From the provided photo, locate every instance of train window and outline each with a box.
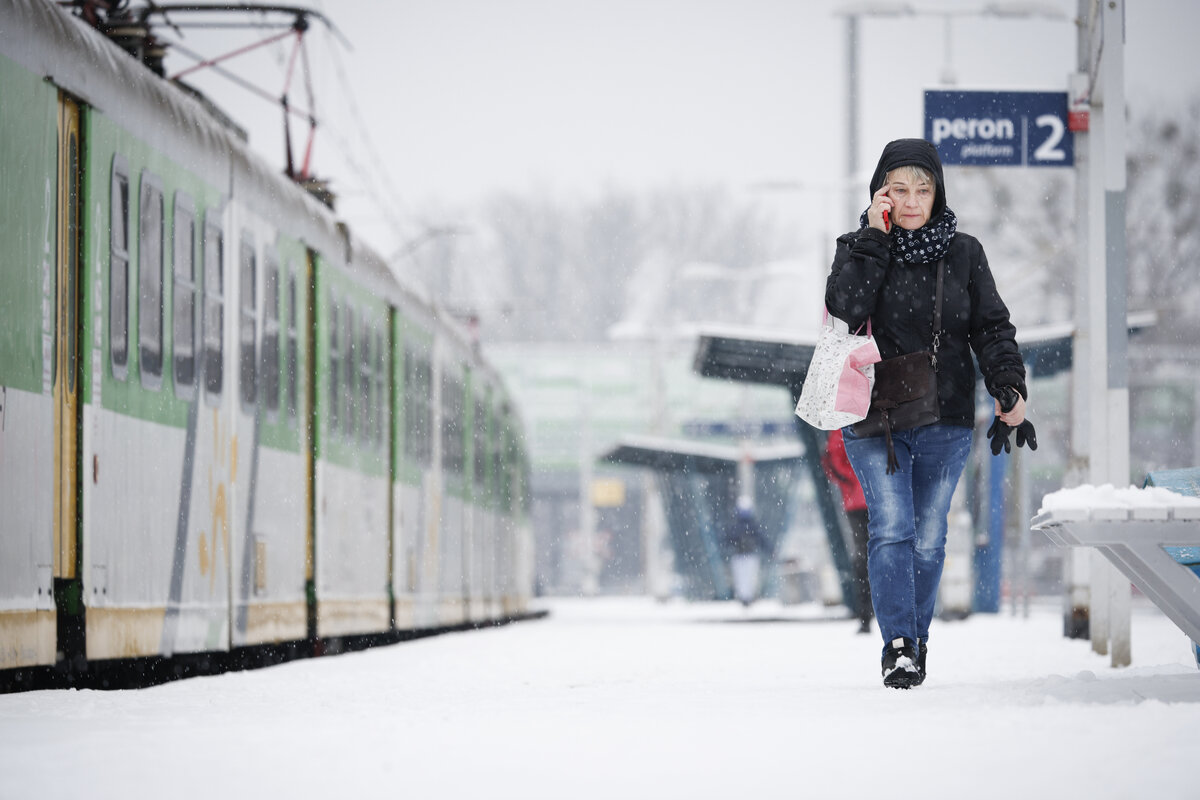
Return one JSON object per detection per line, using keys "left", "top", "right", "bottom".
{"left": 492, "top": 411, "right": 504, "bottom": 505}
{"left": 285, "top": 267, "right": 299, "bottom": 425}
{"left": 507, "top": 438, "right": 521, "bottom": 513}
{"left": 441, "top": 371, "right": 464, "bottom": 475}
{"left": 328, "top": 295, "right": 340, "bottom": 435}
{"left": 520, "top": 452, "right": 530, "bottom": 511}
{"left": 419, "top": 358, "right": 432, "bottom": 465}
{"left": 343, "top": 304, "right": 355, "bottom": 438}
{"left": 401, "top": 350, "right": 412, "bottom": 458}
{"left": 109, "top": 155, "right": 130, "bottom": 381}
{"left": 238, "top": 234, "right": 257, "bottom": 412}
{"left": 359, "top": 321, "right": 372, "bottom": 446}
{"left": 172, "top": 193, "right": 197, "bottom": 398}
{"left": 498, "top": 431, "right": 511, "bottom": 510}
{"left": 511, "top": 438, "right": 523, "bottom": 514}
{"left": 355, "top": 322, "right": 367, "bottom": 445}
{"left": 263, "top": 252, "right": 281, "bottom": 421}
{"left": 374, "top": 329, "right": 386, "bottom": 449}
{"left": 202, "top": 214, "right": 224, "bottom": 403}
{"left": 403, "top": 349, "right": 418, "bottom": 461}
{"left": 137, "top": 172, "right": 165, "bottom": 389}
{"left": 474, "top": 397, "right": 487, "bottom": 489}
{"left": 403, "top": 349, "right": 432, "bottom": 466}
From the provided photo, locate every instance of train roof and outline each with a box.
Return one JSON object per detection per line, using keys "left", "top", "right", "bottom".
{"left": 0, "top": 0, "right": 415, "bottom": 309}
{"left": 2, "top": 0, "right": 525, "bottom": 426}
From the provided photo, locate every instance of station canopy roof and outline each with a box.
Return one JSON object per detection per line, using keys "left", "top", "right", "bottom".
{"left": 600, "top": 434, "right": 803, "bottom": 475}
{"left": 691, "top": 312, "right": 1158, "bottom": 389}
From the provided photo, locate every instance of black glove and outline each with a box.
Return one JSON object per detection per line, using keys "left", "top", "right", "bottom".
{"left": 987, "top": 416, "right": 1012, "bottom": 455}
{"left": 987, "top": 416, "right": 1038, "bottom": 455}
{"left": 1014, "top": 419, "right": 1037, "bottom": 450}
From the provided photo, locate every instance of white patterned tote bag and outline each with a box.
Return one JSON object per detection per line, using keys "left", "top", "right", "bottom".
{"left": 795, "top": 310, "right": 881, "bottom": 430}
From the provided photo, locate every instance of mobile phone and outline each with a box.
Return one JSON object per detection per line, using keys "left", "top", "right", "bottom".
{"left": 998, "top": 386, "right": 1018, "bottom": 413}
{"left": 882, "top": 208, "right": 890, "bottom": 232}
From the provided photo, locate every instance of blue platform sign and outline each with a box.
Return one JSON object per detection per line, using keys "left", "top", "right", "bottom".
{"left": 924, "top": 90, "right": 1073, "bottom": 167}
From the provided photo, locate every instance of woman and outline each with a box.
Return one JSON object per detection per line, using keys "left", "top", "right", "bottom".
{"left": 825, "top": 138, "right": 1033, "bottom": 689}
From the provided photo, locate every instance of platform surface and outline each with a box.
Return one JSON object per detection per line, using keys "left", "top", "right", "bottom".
{"left": 3, "top": 596, "right": 1199, "bottom": 800}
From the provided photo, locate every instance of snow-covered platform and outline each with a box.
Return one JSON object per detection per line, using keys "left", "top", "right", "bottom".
{"left": 2, "top": 596, "right": 1199, "bottom": 800}
{"left": 1033, "top": 481, "right": 1200, "bottom": 647}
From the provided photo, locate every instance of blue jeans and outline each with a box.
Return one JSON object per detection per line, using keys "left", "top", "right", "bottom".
{"left": 841, "top": 423, "right": 973, "bottom": 653}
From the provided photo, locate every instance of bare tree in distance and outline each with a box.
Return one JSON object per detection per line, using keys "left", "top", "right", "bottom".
{"left": 476, "top": 185, "right": 801, "bottom": 343}
{"left": 944, "top": 166, "right": 1076, "bottom": 330}
{"left": 453, "top": 104, "right": 1199, "bottom": 346}
{"left": 1127, "top": 98, "right": 1200, "bottom": 325}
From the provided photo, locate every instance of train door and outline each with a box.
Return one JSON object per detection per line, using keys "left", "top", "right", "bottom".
{"left": 384, "top": 307, "right": 397, "bottom": 630}
{"left": 304, "top": 249, "right": 318, "bottom": 645}
{"left": 53, "top": 93, "right": 84, "bottom": 662}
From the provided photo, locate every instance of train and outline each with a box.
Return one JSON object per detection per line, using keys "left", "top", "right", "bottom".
{"left": 0, "top": 0, "right": 535, "bottom": 690}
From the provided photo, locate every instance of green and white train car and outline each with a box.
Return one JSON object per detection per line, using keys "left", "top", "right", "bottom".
{"left": 0, "top": 0, "right": 533, "bottom": 682}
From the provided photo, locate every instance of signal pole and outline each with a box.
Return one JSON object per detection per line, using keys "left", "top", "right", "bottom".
{"left": 1070, "top": 0, "right": 1131, "bottom": 667}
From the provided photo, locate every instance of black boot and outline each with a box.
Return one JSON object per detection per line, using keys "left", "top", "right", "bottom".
{"left": 881, "top": 637, "right": 921, "bottom": 689}
{"left": 915, "top": 639, "right": 927, "bottom": 686}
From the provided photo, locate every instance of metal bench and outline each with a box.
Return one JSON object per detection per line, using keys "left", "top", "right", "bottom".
{"left": 1032, "top": 469, "right": 1200, "bottom": 667}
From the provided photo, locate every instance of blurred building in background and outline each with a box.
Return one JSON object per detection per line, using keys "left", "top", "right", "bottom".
{"left": 488, "top": 341, "right": 801, "bottom": 596}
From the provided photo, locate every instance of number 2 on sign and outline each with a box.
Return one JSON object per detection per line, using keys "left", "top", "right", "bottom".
{"left": 1033, "top": 114, "right": 1066, "bottom": 162}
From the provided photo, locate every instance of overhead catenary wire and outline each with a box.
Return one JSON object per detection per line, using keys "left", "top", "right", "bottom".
{"left": 163, "top": 36, "right": 315, "bottom": 121}
{"left": 307, "top": 0, "right": 479, "bottom": 267}
{"left": 311, "top": 4, "right": 427, "bottom": 255}
{"left": 158, "top": 2, "right": 457, "bottom": 259}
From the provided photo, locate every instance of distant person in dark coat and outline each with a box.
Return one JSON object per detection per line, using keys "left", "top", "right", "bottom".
{"left": 724, "top": 497, "right": 767, "bottom": 606}
{"left": 822, "top": 429, "right": 873, "bottom": 635}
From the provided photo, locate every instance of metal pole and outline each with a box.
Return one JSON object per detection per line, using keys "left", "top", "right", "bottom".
{"left": 845, "top": 14, "right": 860, "bottom": 230}
{"left": 1101, "top": 0, "right": 1131, "bottom": 667}
{"left": 1101, "top": 0, "right": 1130, "bottom": 496}
{"left": 1087, "top": 0, "right": 1111, "bottom": 652}
{"left": 1084, "top": 0, "right": 1112, "bottom": 658}
{"left": 939, "top": 13, "right": 956, "bottom": 86}
{"left": 1085, "top": 6, "right": 1110, "bottom": 488}
{"left": 579, "top": 377, "right": 597, "bottom": 596}
{"left": 1013, "top": 361, "right": 1033, "bottom": 619}
{"left": 1063, "top": 0, "right": 1093, "bottom": 640}
{"left": 1079, "top": 0, "right": 1130, "bottom": 666}
{"left": 643, "top": 330, "right": 668, "bottom": 598}
{"left": 976, "top": 445, "right": 1006, "bottom": 613}
{"left": 641, "top": 472, "right": 664, "bottom": 598}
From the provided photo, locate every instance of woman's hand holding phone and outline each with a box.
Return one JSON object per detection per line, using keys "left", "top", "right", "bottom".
{"left": 870, "top": 184, "right": 892, "bottom": 233}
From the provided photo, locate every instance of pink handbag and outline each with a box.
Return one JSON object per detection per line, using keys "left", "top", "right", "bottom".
{"left": 794, "top": 310, "right": 881, "bottom": 430}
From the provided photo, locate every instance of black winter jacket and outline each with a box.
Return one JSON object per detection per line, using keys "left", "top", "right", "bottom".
{"left": 825, "top": 225, "right": 1026, "bottom": 429}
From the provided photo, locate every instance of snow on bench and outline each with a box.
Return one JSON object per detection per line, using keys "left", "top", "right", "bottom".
{"left": 1032, "top": 480, "right": 1200, "bottom": 662}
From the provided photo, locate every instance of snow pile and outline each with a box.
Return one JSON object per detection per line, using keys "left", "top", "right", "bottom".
{"left": 1040, "top": 483, "right": 1200, "bottom": 513}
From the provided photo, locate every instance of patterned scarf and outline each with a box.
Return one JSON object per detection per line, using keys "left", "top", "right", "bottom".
{"left": 858, "top": 206, "right": 958, "bottom": 264}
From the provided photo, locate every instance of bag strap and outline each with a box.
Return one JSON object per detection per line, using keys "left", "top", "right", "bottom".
{"left": 931, "top": 258, "right": 945, "bottom": 371}
{"left": 824, "top": 306, "right": 872, "bottom": 337}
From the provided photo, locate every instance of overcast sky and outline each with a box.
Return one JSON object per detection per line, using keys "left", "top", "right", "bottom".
{"left": 164, "top": 0, "right": 1200, "bottom": 256}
